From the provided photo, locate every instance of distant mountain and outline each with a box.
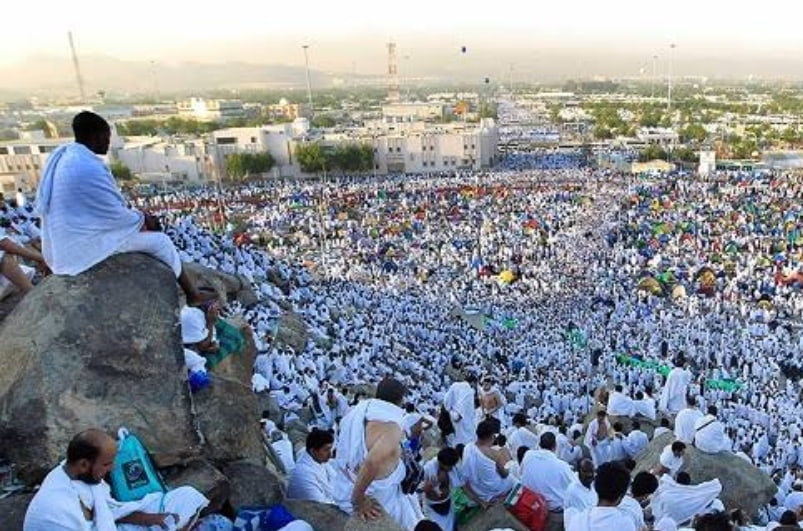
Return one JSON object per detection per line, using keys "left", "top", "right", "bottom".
{"left": 0, "top": 54, "right": 349, "bottom": 98}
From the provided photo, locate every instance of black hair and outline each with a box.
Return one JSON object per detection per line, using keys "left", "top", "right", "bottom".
{"left": 476, "top": 419, "right": 498, "bottom": 441}
{"left": 594, "top": 462, "right": 631, "bottom": 503}
{"left": 66, "top": 432, "right": 102, "bottom": 464}
{"left": 631, "top": 471, "right": 659, "bottom": 498}
{"left": 632, "top": 420, "right": 641, "bottom": 430}
{"left": 676, "top": 471, "right": 692, "bottom": 485}
{"left": 517, "top": 446, "right": 529, "bottom": 464}
{"left": 376, "top": 377, "right": 406, "bottom": 406}
{"left": 72, "top": 111, "right": 110, "bottom": 143}
{"left": 693, "top": 511, "right": 734, "bottom": 531}
{"left": 437, "top": 447, "right": 460, "bottom": 467}
{"left": 414, "top": 521, "right": 442, "bottom": 531}
{"left": 780, "top": 510, "right": 798, "bottom": 525}
{"left": 405, "top": 403, "right": 415, "bottom": 413}
{"left": 512, "top": 413, "right": 528, "bottom": 426}
{"left": 539, "top": 432, "right": 557, "bottom": 451}
{"left": 306, "top": 428, "right": 334, "bottom": 452}
{"left": 671, "top": 441, "right": 687, "bottom": 453}
{"left": 707, "top": 405, "right": 718, "bottom": 416}
{"left": 261, "top": 410, "right": 271, "bottom": 419}
{"left": 660, "top": 418, "right": 670, "bottom": 427}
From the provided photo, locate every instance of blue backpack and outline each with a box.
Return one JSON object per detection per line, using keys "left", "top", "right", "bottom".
{"left": 109, "top": 427, "right": 168, "bottom": 502}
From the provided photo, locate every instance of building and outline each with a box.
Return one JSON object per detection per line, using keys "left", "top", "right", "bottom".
{"left": 381, "top": 103, "right": 446, "bottom": 121}
{"left": 177, "top": 98, "right": 245, "bottom": 122}
{"left": 211, "top": 120, "right": 310, "bottom": 177}
{"left": 0, "top": 172, "right": 34, "bottom": 195}
{"left": 111, "top": 137, "right": 216, "bottom": 184}
{"left": 266, "top": 99, "right": 312, "bottom": 121}
{"left": 0, "top": 137, "right": 65, "bottom": 187}
{"left": 348, "top": 118, "right": 498, "bottom": 174}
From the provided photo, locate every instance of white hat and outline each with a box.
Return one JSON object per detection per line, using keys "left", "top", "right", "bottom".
{"left": 181, "top": 307, "right": 208, "bottom": 344}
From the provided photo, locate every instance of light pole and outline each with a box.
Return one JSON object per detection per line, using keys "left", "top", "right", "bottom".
{"left": 668, "top": 44, "right": 676, "bottom": 114}
{"left": 651, "top": 55, "right": 658, "bottom": 99}
{"left": 302, "top": 45, "right": 314, "bottom": 119}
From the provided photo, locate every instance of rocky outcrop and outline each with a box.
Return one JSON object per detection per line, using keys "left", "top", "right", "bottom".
{"left": 191, "top": 325, "right": 263, "bottom": 464}
{"left": 183, "top": 262, "right": 258, "bottom": 307}
{"left": 344, "top": 510, "right": 404, "bottom": 531}
{"left": 274, "top": 312, "right": 310, "bottom": 353}
{"left": 223, "top": 460, "right": 285, "bottom": 512}
{"left": 0, "top": 492, "right": 34, "bottom": 531}
{"left": 463, "top": 503, "right": 529, "bottom": 531}
{"left": 165, "top": 458, "right": 230, "bottom": 514}
{"left": 0, "top": 254, "right": 198, "bottom": 485}
{"left": 635, "top": 433, "right": 776, "bottom": 519}
{"left": 283, "top": 500, "right": 350, "bottom": 530}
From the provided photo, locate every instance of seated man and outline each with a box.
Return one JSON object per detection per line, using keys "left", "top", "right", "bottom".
{"left": 654, "top": 441, "right": 686, "bottom": 478}
{"left": 461, "top": 419, "right": 515, "bottom": 505}
{"left": 287, "top": 429, "right": 336, "bottom": 504}
{"left": 674, "top": 396, "right": 703, "bottom": 445}
{"left": 693, "top": 406, "right": 732, "bottom": 454}
{"left": 422, "top": 447, "right": 464, "bottom": 531}
{"left": 0, "top": 228, "right": 47, "bottom": 297}
{"left": 565, "top": 462, "right": 636, "bottom": 531}
{"left": 24, "top": 428, "right": 208, "bottom": 531}
{"left": 650, "top": 473, "right": 723, "bottom": 526}
{"left": 622, "top": 420, "right": 649, "bottom": 458}
{"left": 632, "top": 388, "right": 657, "bottom": 421}
{"left": 35, "top": 111, "right": 210, "bottom": 305}
{"left": 607, "top": 385, "right": 635, "bottom": 417}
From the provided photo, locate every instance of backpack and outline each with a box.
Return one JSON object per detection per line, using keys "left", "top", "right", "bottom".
{"left": 233, "top": 505, "right": 296, "bottom": 531}
{"left": 505, "top": 483, "right": 548, "bottom": 531}
{"left": 109, "top": 427, "right": 168, "bottom": 502}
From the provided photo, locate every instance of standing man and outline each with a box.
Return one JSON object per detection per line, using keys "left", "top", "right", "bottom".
{"left": 563, "top": 459, "right": 598, "bottom": 512}
{"left": 521, "top": 432, "right": 577, "bottom": 531}
{"left": 443, "top": 374, "right": 478, "bottom": 446}
{"left": 659, "top": 356, "right": 692, "bottom": 415}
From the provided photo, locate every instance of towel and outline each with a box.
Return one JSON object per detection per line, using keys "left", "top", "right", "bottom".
{"left": 335, "top": 398, "right": 404, "bottom": 475}
{"left": 35, "top": 142, "right": 143, "bottom": 275}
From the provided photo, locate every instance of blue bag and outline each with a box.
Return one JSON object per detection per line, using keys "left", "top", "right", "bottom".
{"left": 109, "top": 427, "right": 168, "bottom": 502}
{"left": 233, "top": 505, "right": 296, "bottom": 531}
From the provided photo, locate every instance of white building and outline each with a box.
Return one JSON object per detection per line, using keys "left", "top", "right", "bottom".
{"left": 381, "top": 103, "right": 446, "bottom": 121}
{"left": 111, "top": 137, "right": 216, "bottom": 184}
{"left": 211, "top": 120, "right": 309, "bottom": 177}
{"left": 0, "top": 137, "right": 65, "bottom": 187}
{"left": 177, "top": 98, "right": 245, "bottom": 122}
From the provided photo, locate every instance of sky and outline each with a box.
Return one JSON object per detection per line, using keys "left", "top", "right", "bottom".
{"left": 4, "top": 0, "right": 803, "bottom": 75}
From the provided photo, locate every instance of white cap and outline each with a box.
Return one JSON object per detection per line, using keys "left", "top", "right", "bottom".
{"left": 181, "top": 307, "right": 208, "bottom": 344}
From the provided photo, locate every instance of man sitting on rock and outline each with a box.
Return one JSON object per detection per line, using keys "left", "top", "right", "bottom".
{"left": 654, "top": 441, "right": 687, "bottom": 478}
{"left": 35, "top": 111, "right": 212, "bottom": 306}
{"left": 287, "top": 429, "right": 336, "bottom": 504}
{"left": 693, "top": 406, "right": 732, "bottom": 454}
{"left": 332, "top": 377, "right": 424, "bottom": 529}
{"left": 24, "top": 428, "right": 208, "bottom": 531}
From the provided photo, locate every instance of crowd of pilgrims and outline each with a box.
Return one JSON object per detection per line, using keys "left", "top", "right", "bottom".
{"left": 115, "top": 167, "right": 803, "bottom": 530}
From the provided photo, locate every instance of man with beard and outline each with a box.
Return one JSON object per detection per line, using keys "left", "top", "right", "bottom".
{"left": 24, "top": 429, "right": 208, "bottom": 531}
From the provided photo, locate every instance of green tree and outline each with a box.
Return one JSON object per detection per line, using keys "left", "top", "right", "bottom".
{"left": 638, "top": 144, "right": 669, "bottom": 162}
{"left": 295, "top": 142, "right": 328, "bottom": 173}
{"left": 593, "top": 126, "right": 613, "bottom": 140}
{"left": 331, "top": 144, "right": 375, "bottom": 172}
{"left": 673, "top": 147, "right": 699, "bottom": 163}
{"left": 312, "top": 115, "right": 336, "bottom": 128}
{"left": 681, "top": 123, "right": 707, "bottom": 143}
{"left": 110, "top": 160, "right": 133, "bottom": 181}
{"left": 226, "top": 152, "right": 276, "bottom": 180}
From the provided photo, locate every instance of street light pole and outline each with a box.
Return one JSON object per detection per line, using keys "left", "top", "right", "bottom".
{"left": 302, "top": 45, "right": 314, "bottom": 118}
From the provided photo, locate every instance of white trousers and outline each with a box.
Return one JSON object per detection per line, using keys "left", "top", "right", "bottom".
{"left": 114, "top": 231, "right": 182, "bottom": 277}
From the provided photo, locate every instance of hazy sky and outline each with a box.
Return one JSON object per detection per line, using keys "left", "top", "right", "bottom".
{"left": 5, "top": 0, "right": 803, "bottom": 72}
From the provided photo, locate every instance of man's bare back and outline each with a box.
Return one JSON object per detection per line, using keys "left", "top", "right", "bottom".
{"left": 364, "top": 420, "right": 402, "bottom": 480}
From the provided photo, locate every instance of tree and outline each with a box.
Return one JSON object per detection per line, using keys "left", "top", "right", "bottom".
{"left": 681, "top": 123, "right": 707, "bottom": 143}
{"left": 295, "top": 142, "right": 328, "bottom": 173}
{"left": 331, "top": 144, "right": 374, "bottom": 173}
{"left": 312, "top": 115, "right": 336, "bottom": 128}
{"left": 593, "top": 126, "right": 613, "bottom": 140}
{"left": 110, "top": 160, "right": 133, "bottom": 181}
{"left": 638, "top": 144, "right": 669, "bottom": 162}
{"left": 226, "top": 152, "right": 276, "bottom": 180}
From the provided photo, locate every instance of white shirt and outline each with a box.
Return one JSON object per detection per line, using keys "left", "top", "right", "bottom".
{"left": 659, "top": 445, "right": 684, "bottom": 477}
{"left": 618, "top": 495, "right": 645, "bottom": 530}
{"left": 784, "top": 491, "right": 803, "bottom": 512}
{"left": 565, "top": 506, "right": 637, "bottom": 531}
{"left": 286, "top": 450, "right": 336, "bottom": 504}
{"left": 563, "top": 481, "right": 599, "bottom": 512}
{"left": 674, "top": 408, "right": 703, "bottom": 444}
{"left": 521, "top": 449, "right": 576, "bottom": 511}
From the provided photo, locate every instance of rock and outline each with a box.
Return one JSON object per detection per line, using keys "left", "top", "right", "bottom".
{"left": 183, "top": 262, "right": 258, "bottom": 307}
{"left": 223, "top": 460, "right": 284, "bottom": 512}
{"left": 274, "top": 312, "right": 310, "bottom": 353}
{"left": 635, "top": 433, "right": 776, "bottom": 518}
{"left": 283, "top": 500, "right": 350, "bottom": 530}
{"left": 256, "top": 392, "right": 283, "bottom": 423}
{"left": 267, "top": 268, "right": 291, "bottom": 295}
{"left": 192, "top": 325, "right": 263, "bottom": 464}
{"left": 463, "top": 502, "right": 528, "bottom": 531}
{"left": 344, "top": 509, "right": 404, "bottom": 531}
{"left": 0, "top": 493, "right": 34, "bottom": 531}
{"left": 0, "top": 289, "right": 24, "bottom": 325}
{"left": 349, "top": 383, "right": 377, "bottom": 399}
{"left": 0, "top": 254, "right": 198, "bottom": 485}
{"left": 285, "top": 418, "right": 310, "bottom": 451}
{"left": 164, "top": 458, "right": 230, "bottom": 513}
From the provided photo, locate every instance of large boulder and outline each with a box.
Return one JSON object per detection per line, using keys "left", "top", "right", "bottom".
{"left": 463, "top": 502, "right": 528, "bottom": 531}
{"left": 635, "top": 433, "right": 776, "bottom": 518}
{"left": 191, "top": 324, "right": 263, "bottom": 463}
{"left": 164, "top": 458, "right": 230, "bottom": 514}
{"left": 274, "top": 312, "right": 310, "bottom": 353}
{"left": 222, "top": 460, "right": 284, "bottom": 512}
{"left": 0, "top": 493, "right": 34, "bottom": 531}
{"left": 0, "top": 254, "right": 198, "bottom": 485}
{"left": 344, "top": 509, "right": 404, "bottom": 531}
{"left": 284, "top": 500, "right": 350, "bottom": 530}
{"left": 183, "top": 262, "right": 258, "bottom": 307}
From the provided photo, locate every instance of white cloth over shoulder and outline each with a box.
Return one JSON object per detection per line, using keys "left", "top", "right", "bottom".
{"left": 650, "top": 475, "right": 722, "bottom": 526}
{"left": 287, "top": 450, "right": 336, "bottom": 504}
{"left": 444, "top": 382, "right": 477, "bottom": 445}
{"left": 565, "top": 506, "right": 637, "bottom": 531}
{"left": 332, "top": 399, "right": 423, "bottom": 530}
{"left": 36, "top": 143, "right": 144, "bottom": 275}
{"left": 659, "top": 445, "right": 684, "bottom": 477}
{"left": 461, "top": 442, "right": 514, "bottom": 502}
{"left": 693, "top": 415, "right": 731, "bottom": 454}
{"left": 24, "top": 464, "right": 208, "bottom": 531}
{"left": 659, "top": 368, "right": 691, "bottom": 414}
{"left": 607, "top": 391, "right": 635, "bottom": 417}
